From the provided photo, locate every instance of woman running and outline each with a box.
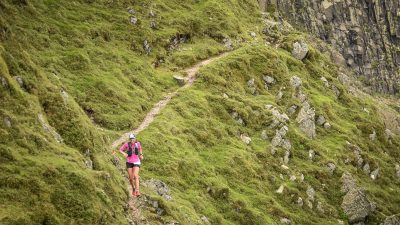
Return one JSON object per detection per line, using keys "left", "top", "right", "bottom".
{"left": 119, "top": 133, "right": 143, "bottom": 197}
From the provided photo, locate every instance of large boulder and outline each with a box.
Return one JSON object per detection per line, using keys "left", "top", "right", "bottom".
{"left": 143, "top": 178, "right": 172, "bottom": 200}
{"left": 341, "top": 188, "right": 373, "bottom": 224}
{"left": 296, "top": 101, "right": 316, "bottom": 139}
{"left": 292, "top": 41, "right": 309, "bottom": 60}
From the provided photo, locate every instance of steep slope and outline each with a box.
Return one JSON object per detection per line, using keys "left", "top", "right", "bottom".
{"left": 1, "top": 0, "right": 400, "bottom": 225}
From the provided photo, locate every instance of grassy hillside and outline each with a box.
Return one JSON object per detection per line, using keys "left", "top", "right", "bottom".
{"left": 1, "top": 0, "right": 399, "bottom": 225}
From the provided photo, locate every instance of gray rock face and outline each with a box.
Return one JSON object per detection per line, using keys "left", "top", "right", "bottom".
{"left": 320, "top": 77, "right": 329, "bottom": 87}
{"left": 296, "top": 101, "right": 316, "bottom": 139}
{"left": 381, "top": 215, "right": 400, "bottom": 225}
{"left": 143, "top": 179, "right": 172, "bottom": 200}
{"left": 261, "top": 0, "right": 400, "bottom": 94}
{"left": 292, "top": 41, "right": 309, "bottom": 60}
{"left": 341, "top": 188, "right": 372, "bottom": 224}
{"left": 290, "top": 76, "right": 302, "bottom": 88}
{"left": 369, "top": 130, "right": 376, "bottom": 141}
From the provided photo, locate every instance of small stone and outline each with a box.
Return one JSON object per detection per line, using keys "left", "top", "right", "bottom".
{"left": 280, "top": 217, "right": 291, "bottom": 224}
{"left": 263, "top": 75, "right": 275, "bottom": 84}
{"left": 287, "top": 105, "right": 297, "bottom": 115}
{"left": 143, "top": 40, "right": 151, "bottom": 54}
{"left": 317, "top": 115, "right": 326, "bottom": 126}
{"left": 396, "top": 164, "right": 400, "bottom": 179}
{"left": 289, "top": 175, "right": 297, "bottom": 181}
{"left": 370, "top": 168, "right": 379, "bottom": 180}
{"left": 150, "top": 20, "right": 157, "bottom": 29}
{"left": 309, "top": 150, "right": 315, "bottom": 161}
{"left": 128, "top": 8, "right": 135, "bottom": 14}
{"left": 173, "top": 75, "right": 186, "bottom": 86}
{"left": 240, "top": 134, "right": 251, "bottom": 145}
{"left": 223, "top": 93, "right": 229, "bottom": 98}
{"left": 261, "top": 130, "right": 268, "bottom": 140}
{"left": 222, "top": 38, "right": 233, "bottom": 50}
{"left": 320, "top": 77, "right": 330, "bottom": 87}
{"left": 283, "top": 151, "right": 290, "bottom": 164}
{"left": 13, "top": 76, "right": 24, "bottom": 88}
{"left": 297, "top": 197, "right": 303, "bottom": 207}
{"left": 363, "top": 163, "right": 370, "bottom": 175}
{"left": 317, "top": 201, "right": 325, "bottom": 214}
{"left": 327, "top": 163, "right": 336, "bottom": 175}
{"left": 292, "top": 41, "right": 309, "bottom": 60}
{"left": 281, "top": 165, "right": 289, "bottom": 170}
{"left": 290, "top": 76, "right": 302, "bottom": 88}
{"left": 299, "top": 173, "right": 304, "bottom": 182}
{"left": 250, "top": 32, "right": 256, "bottom": 38}
{"left": 369, "top": 130, "right": 376, "bottom": 141}
{"left": 85, "top": 159, "right": 93, "bottom": 169}
{"left": 3, "top": 117, "right": 11, "bottom": 128}
{"left": 297, "top": 90, "right": 308, "bottom": 102}
{"left": 1, "top": 76, "right": 8, "bottom": 88}
{"left": 247, "top": 78, "right": 255, "bottom": 87}
{"left": 323, "top": 122, "right": 331, "bottom": 129}
{"left": 332, "top": 85, "right": 341, "bottom": 98}
{"left": 149, "top": 9, "right": 156, "bottom": 17}
{"left": 200, "top": 215, "right": 210, "bottom": 224}
{"left": 276, "top": 185, "right": 284, "bottom": 194}
{"left": 60, "top": 89, "right": 69, "bottom": 105}
{"left": 276, "top": 90, "right": 284, "bottom": 100}
{"left": 130, "top": 16, "right": 138, "bottom": 25}
{"left": 306, "top": 186, "right": 315, "bottom": 202}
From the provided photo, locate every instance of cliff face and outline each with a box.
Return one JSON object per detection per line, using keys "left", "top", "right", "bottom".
{"left": 260, "top": 0, "right": 400, "bottom": 94}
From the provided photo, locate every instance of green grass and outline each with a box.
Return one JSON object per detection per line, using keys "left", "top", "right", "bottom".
{"left": 0, "top": 0, "right": 399, "bottom": 225}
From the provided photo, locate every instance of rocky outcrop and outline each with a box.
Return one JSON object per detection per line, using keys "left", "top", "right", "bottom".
{"left": 340, "top": 172, "right": 374, "bottom": 224}
{"left": 380, "top": 215, "right": 400, "bottom": 225}
{"left": 260, "top": 0, "right": 400, "bottom": 94}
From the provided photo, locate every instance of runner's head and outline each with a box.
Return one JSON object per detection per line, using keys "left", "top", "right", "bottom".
{"left": 129, "top": 133, "right": 136, "bottom": 142}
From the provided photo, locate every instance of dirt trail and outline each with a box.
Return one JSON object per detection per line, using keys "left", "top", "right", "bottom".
{"left": 111, "top": 52, "right": 228, "bottom": 150}
{"left": 110, "top": 52, "right": 229, "bottom": 224}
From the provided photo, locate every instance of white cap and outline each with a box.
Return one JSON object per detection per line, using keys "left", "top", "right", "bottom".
{"left": 129, "top": 133, "right": 136, "bottom": 139}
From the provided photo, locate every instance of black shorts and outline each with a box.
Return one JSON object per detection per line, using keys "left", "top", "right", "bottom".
{"left": 126, "top": 162, "right": 141, "bottom": 168}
